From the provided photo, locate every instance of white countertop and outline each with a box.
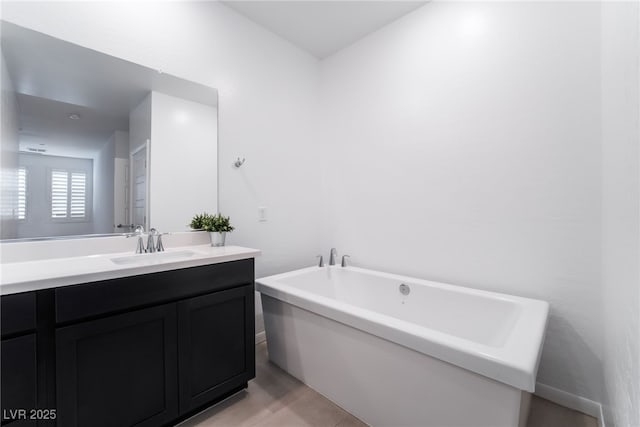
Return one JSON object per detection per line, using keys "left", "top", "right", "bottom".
{"left": 0, "top": 245, "right": 261, "bottom": 295}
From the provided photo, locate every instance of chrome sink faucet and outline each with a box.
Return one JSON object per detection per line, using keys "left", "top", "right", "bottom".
{"left": 149, "top": 228, "right": 167, "bottom": 252}
{"left": 329, "top": 248, "right": 337, "bottom": 266}
{"left": 147, "top": 228, "right": 158, "bottom": 253}
{"left": 125, "top": 226, "right": 167, "bottom": 254}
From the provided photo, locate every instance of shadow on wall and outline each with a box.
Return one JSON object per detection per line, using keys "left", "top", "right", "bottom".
{"left": 537, "top": 313, "right": 604, "bottom": 401}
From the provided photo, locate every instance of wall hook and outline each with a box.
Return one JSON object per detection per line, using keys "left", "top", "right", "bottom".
{"left": 234, "top": 157, "right": 246, "bottom": 168}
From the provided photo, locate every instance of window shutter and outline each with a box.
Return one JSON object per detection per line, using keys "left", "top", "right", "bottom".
{"left": 70, "top": 172, "right": 86, "bottom": 218}
{"left": 51, "top": 170, "right": 68, "bottom": 218}
{"left": 50, "top": 169, "right": 88, "bottom": 220}
{"left": 17, "top": 167, "right": 26, "bottom": 220}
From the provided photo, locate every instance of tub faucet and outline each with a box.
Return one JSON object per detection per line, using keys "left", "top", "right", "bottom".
{"left": 329, "top": 248, "right": 337, "bottom": 266}
{"left": 341, "top": 255, "right": 350, "bottom": 267}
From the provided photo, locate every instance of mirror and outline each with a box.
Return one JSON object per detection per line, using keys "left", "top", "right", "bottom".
{"left": 0, "top": 22, "right": 218, "bottom": 241}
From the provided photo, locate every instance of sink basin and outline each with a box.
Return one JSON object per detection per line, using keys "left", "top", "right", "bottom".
{"left": 110, "top": 250, "right": 199, "bottom": 266}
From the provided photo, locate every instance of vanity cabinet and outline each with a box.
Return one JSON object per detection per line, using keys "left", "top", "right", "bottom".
{"left": 0, "top": 258, "right": 255, "bottom": 427}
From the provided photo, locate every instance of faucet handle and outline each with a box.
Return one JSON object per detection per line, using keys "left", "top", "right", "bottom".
{"left": 341, "top": 255, "right": 350, "bottom": 267}
{"left": 125, "top": 225, "right": 145, "bottom": 238}
{"left": 316, "top": 255, "right": 324, "bottom": 267}
{"left": 156, "top": 234, "right": 165, "bottom": 252}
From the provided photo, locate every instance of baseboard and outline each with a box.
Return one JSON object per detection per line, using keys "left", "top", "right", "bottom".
{"left": 255, "top": 331, "right": 266, "bottom": 344}
{"left": 598, "top": 403, "right": 605, "bottom": 427}
{"left": 535, "top": 382, "right": 605, "bottom": 427}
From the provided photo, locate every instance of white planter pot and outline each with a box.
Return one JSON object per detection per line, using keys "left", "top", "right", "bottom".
{"left": 209, "top": 232, "right": 226, "bottom": 247}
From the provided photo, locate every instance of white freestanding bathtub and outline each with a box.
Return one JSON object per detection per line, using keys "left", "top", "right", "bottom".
{"left": 256, "top": 266, "right": 549, "bottom": 427}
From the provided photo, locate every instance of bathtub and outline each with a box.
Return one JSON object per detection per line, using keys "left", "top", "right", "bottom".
{"left": 256, "top": 266, "right": 549, "bottom": 427}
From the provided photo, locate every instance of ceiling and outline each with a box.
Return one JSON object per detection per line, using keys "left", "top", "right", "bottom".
{"left": 17, "top": 93, "right": 128, "bottom": 158}
{"left": 222, "top": 1, "right": 428, "bottom": 59}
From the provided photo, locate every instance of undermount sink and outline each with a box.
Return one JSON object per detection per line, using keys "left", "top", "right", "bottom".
{"left": 110, "top": 250, "right": 199, "bottom": 266}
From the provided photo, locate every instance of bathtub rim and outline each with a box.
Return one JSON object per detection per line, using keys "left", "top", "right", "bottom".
{"left": 256, "top": 265, "right": 549, "bottom": 392}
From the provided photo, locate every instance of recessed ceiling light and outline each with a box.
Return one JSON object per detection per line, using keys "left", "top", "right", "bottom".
{"left": 68, "top": 113, "right": 81, "bottom": 120}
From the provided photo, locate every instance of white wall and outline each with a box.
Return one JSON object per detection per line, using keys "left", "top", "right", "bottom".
{"left": 113, "top": 130, "right": 129, "bottom": 160}
{"left": 149, "top": 92, "right": 217, "bottom": 232}
{"left": 129, "top": 94, "right": 151, "bottom": 229}
{"left": 129, "top": 93, "right": 151, "bottom": 155}
{"left": 601, "top": 2, "right": 640, "bottom": 426}
{"left": 0, "top": 50, "right": 20, "bottom": 239}
{"left": 93, "top": 135, "right": 115, "bottom": 233}
{"left": 113, "top": 130, "right": 129, "bottom": 231}
{"left": 321, "top": 1, "right": 604, "bottom": 403}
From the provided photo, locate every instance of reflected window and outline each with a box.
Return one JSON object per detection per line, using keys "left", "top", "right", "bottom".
{"left": 17, "top": 167, "right": 26, "bottom": 220}
{"left": 50, "top": 169, "right": 88, "bottom": 220}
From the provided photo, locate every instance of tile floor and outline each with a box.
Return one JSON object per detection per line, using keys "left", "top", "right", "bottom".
{"left": 179, "top": 342, "right": 598, "bottom": 427}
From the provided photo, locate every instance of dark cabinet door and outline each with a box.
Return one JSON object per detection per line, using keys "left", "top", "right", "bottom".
{"left": 56, "top": 304, "right": 178, "bottom": 427}
{"left": 177, "top": 284, "right": 255, "bottom": 414}
{"left": 1, "top": 334, "right": 37, "bottom": 426}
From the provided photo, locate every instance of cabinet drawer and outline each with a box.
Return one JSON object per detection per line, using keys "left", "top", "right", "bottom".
{"left": 55, "top": 259, "right": 254, "bottom": 324}
{"left": 1, "top": 292, "right": 36, "bottom": 337}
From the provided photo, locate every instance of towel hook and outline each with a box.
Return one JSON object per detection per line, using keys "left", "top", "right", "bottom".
{"left": 234, "top": 157, "right": 246, "bottom": 168}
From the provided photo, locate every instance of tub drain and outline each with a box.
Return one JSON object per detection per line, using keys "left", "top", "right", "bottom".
{"left": 399, "top": 283, "right": 410, "bottom": 296}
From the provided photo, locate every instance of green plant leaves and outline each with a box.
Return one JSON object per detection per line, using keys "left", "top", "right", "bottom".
{"left": 190, "top": 212, "right": 235, "bottom": 232}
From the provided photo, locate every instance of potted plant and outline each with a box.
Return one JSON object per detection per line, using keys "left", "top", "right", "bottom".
{"left": 190, "top": 212, "right": 235, "bottom": 247}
